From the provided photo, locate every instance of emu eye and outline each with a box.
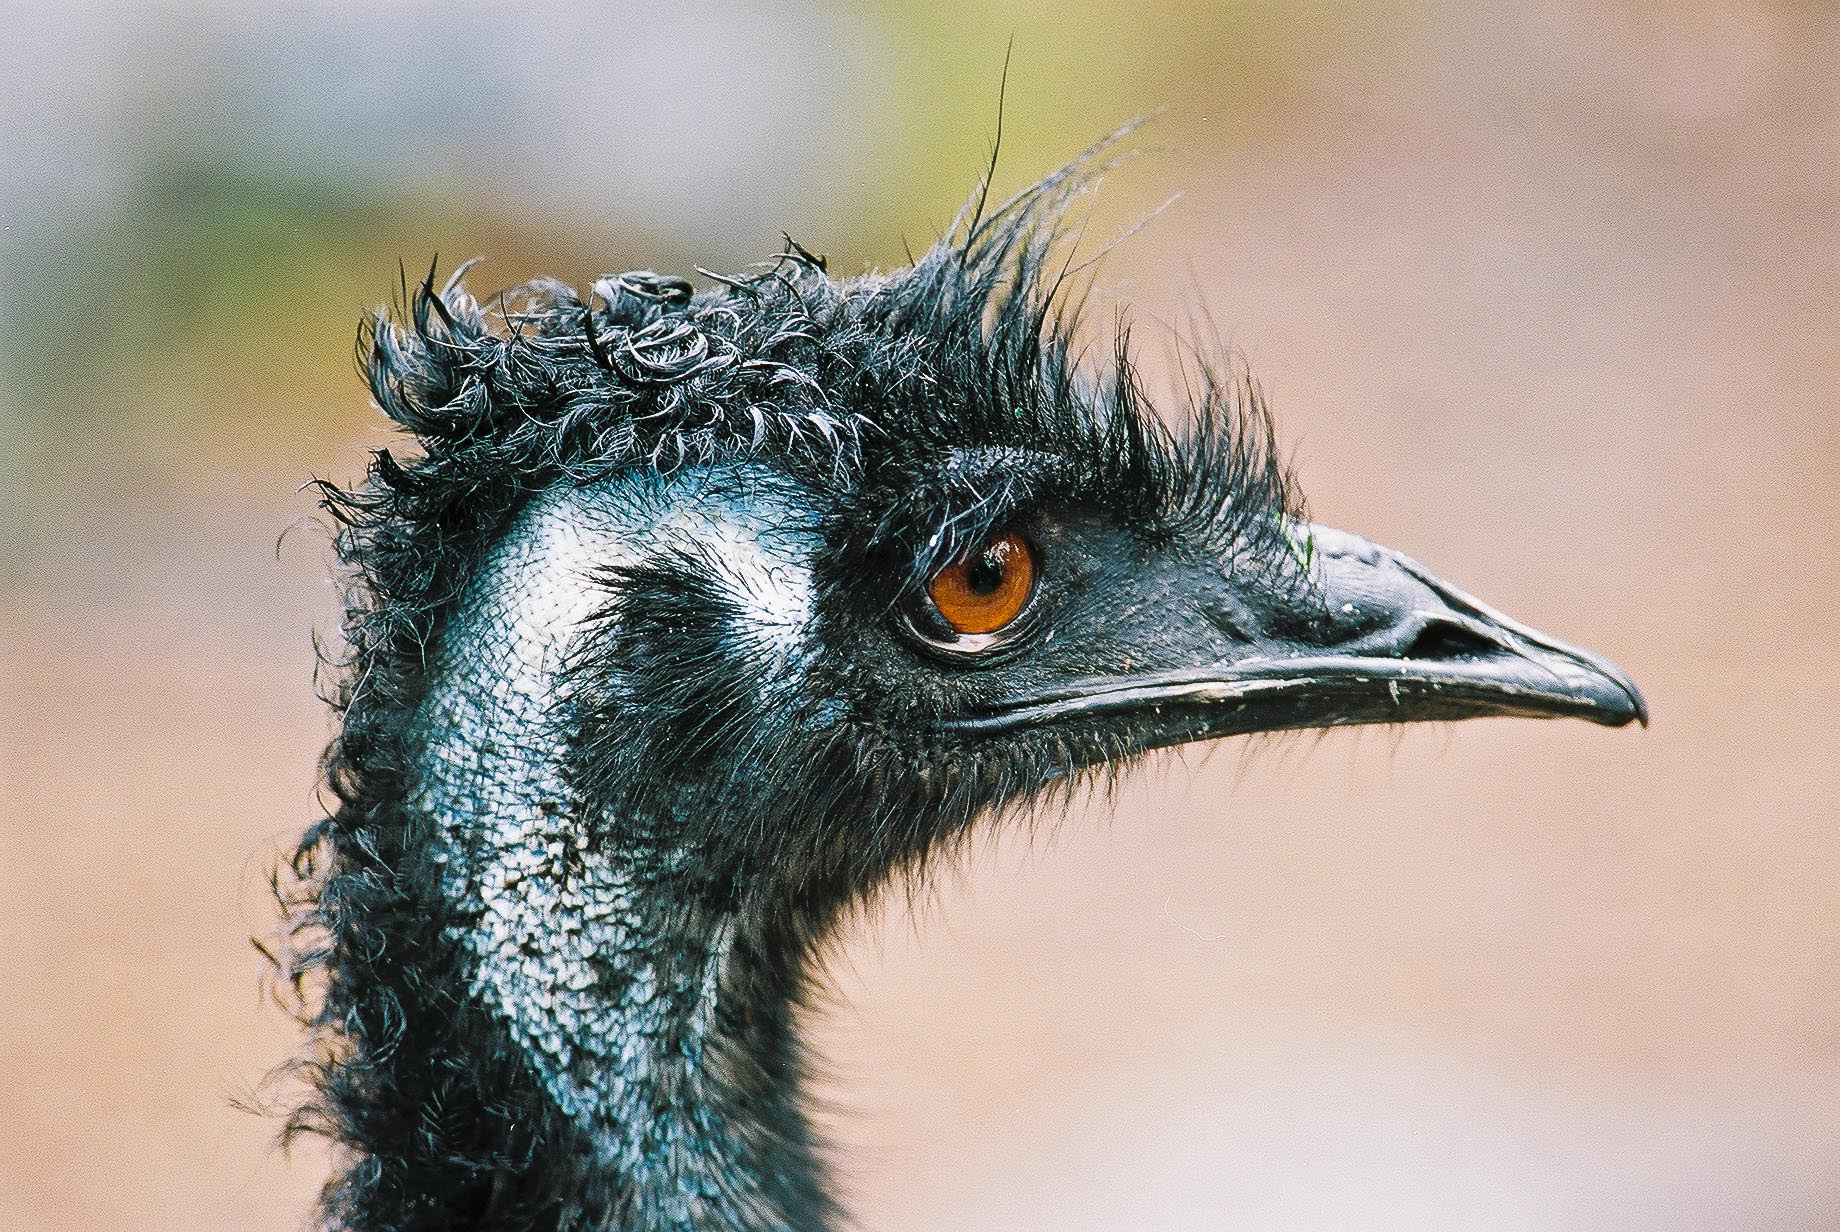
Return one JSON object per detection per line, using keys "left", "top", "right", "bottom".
{"left": 927, "top": 530, "right": 1037, "bottom": 637}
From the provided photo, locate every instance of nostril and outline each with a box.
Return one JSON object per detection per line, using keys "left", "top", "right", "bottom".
{"left": 1397, "top": 620, "right": 1502, "bottom": 662}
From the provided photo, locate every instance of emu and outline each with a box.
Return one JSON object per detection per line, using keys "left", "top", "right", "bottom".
{"left": 282, "top": 142, "right": 1645, "bottom": 1232}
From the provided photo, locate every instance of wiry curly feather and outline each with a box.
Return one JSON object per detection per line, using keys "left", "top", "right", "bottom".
{"left": 273, "top": 133, "right": 1300, "bottom": 1232}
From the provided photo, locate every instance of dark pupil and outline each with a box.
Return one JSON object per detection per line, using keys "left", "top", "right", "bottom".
{"left": 965, "top": 549, "right": 1006, "bottom": 596}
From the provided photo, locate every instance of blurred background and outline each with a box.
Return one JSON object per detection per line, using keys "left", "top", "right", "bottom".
{"left": 4, "top": 3, "right": 1837, "bottom": 1229}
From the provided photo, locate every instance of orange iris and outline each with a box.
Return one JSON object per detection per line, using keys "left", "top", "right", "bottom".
{"left": 928, "top": 530, "right": 1036, "bottom": 636}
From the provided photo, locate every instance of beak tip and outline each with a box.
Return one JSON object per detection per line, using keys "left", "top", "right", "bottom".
{"left": 1622, "top": 684, "right": 1651, "bottom": 730}
{"left": 1577, "top": 656, "right": 1648, "bottom": 729}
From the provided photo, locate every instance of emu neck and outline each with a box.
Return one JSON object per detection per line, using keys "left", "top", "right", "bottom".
{"left": 404, "top": 473, "right": 827, "bottom": 1231}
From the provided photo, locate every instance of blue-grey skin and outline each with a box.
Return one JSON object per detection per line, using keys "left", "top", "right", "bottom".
{"left": 294, "top": 149, "right": 1646, "bottom": 1229}
{"left": 416, "top": 467, "right": 820, "bottom": 1223}
{"left": 408, "top": 465, "right": 1647, "bottom": 1230}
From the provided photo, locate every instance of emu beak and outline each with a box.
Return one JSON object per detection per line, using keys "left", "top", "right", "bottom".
{"left": 948, "top": 525, "right": 1646, "bottom": 746}
{"left": 1211, "top": 524, "right": 1650, "bottom": 730}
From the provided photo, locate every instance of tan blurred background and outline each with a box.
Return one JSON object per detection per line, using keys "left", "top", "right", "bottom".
{"left": 4, "top": 3, "right": 1838, "bottom": 1229}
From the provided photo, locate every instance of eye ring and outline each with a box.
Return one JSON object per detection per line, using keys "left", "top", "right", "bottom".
{"left": 903, "top": 529, "right": 1039, "bottom": 658}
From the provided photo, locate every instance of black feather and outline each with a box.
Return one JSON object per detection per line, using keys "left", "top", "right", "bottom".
{"left": 271, "top": 140, "right": 1300, "bottom": 1232}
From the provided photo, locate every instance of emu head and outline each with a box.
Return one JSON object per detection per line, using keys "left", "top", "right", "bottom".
{"left": 305, "top": 146, "right": 1644, "bottom": 1231}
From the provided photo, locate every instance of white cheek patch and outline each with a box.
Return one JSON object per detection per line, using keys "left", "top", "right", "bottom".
{"left": 414, "top": 465, "right": 815, "bottom": 1159}
{"left": 655, "top": 503, "right": 814, "bottom": 664}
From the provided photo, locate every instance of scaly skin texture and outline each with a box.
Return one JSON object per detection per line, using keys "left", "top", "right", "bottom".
{"left": 281, "top": 134, "right": 1309, "bottom": 1231}
{"left": 417, "top": 470, "right": 822, "bottom": 1229}
{"left": 279, "top": 135, "right": 1641, "bottom": 1231}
